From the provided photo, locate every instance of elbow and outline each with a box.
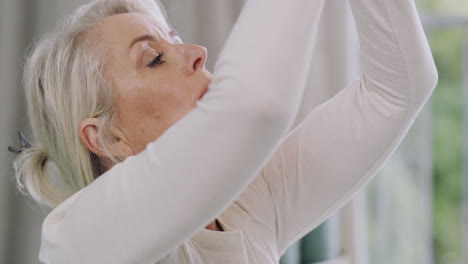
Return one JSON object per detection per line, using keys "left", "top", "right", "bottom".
{"left": 411, "top": 59, "right": 439, "bottom": 106}
{"left": 425, "top": 59, "right": 439, "bottom": 92}
{"left": 423, "top": 61, "right": 439, "bottom": 100}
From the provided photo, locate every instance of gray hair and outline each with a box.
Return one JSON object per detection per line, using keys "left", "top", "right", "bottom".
{"left": 13, "top": 0, "right": 167, "bottom": 208}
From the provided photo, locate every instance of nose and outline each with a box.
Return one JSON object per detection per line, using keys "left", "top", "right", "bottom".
{"left": 183, "top": 44, "right": 207, "bottom": 75}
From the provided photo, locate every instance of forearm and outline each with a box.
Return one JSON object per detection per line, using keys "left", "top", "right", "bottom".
{"left": 289, "top": 0, "right": 438, "bottom": 133}
{"left": 213, "top": 0, "right": 326, "bottom": 136}
{"left": 263, "top": 0, "right": 438, "bottom": 255}
{"left": 349, "top": 0, "right": 438, "bottom": 108}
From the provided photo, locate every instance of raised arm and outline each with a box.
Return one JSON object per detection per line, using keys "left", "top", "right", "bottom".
{"left": 261, "top": 0, "right": 438, "bottom": 255}
{"left": 39, "top": 1, "right": 326, "bottom": 263}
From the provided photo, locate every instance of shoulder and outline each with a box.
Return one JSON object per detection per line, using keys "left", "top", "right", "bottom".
{"left": 39, "top": 187, "right": 86, "bottom": 261}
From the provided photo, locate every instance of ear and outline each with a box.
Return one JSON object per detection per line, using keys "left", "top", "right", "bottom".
{"left": 78, "top": 118, "right": 107, "bottom": 157}
{"left": 79, "top": 118, "right": 133, "bottom": 159}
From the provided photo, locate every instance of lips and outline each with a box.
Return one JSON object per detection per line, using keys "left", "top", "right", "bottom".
{"left": 199, "top": 87, "right": 209, "bottom": 100}
{"left": 199, "top": 80, "right": 211, "bottom": 100}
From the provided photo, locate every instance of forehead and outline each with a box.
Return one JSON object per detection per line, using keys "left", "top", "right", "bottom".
{"left": 97, "top": 12, "right": 171, "bottom": 46}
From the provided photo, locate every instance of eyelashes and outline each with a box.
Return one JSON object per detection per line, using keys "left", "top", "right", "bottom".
{"left": 147, "top": 51, "right": 165, "bottom": 68}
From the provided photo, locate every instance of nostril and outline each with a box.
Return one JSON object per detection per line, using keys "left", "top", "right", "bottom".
{"left": 193, "top": 57, "right": 202, "bottom": 71}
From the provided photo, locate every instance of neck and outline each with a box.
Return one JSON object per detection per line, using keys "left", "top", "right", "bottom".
{"left": 205, "top": 219, "right": 224, "bottom": 231}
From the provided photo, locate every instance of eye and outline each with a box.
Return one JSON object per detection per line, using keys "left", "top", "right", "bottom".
{"left": 147, "top": 51, "right": 165, "bottom": 68}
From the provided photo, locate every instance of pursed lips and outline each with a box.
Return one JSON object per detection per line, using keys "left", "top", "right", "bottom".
{"left": 199, "top": 81, "right": 211, "bottom": 100}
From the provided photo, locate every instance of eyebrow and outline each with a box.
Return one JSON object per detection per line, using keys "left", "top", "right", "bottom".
{"left": 128, "top": 30, "right": 179, "bottom": 51}
{"left": 129, "top": 34, "right": 155, "bottom": 51}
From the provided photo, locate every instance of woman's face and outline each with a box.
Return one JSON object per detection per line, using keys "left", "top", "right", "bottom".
{"left": 95, "top": 13, "right": 211, "bottom": 155}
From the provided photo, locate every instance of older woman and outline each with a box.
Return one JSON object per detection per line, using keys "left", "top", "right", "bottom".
{"left": 11, "top": 0, "right": 438, "bottom": 263}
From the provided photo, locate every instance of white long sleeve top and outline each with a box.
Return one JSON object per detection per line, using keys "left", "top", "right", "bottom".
{"left": 38, "top": 0, "right": 438, "bottom": 263}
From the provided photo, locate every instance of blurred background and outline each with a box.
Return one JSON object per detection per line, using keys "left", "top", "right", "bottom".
{"left": 0, "top": 0, "right": 467, "bottom": 263}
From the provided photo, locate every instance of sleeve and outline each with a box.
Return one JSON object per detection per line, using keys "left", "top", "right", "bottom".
{"left": 39, "top": 1, "right": 326, "bottom": 263}
{"left": 261, "top": 0, "right": 439, "bottom": 256}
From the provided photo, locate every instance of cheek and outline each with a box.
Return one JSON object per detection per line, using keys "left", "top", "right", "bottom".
{"left": 153, "top": 87, "right": 195, "bottom": 124}
{"left": 134, "top": 76, "right": 192, "bottom": 117}
{"left": 116, "top": 68, "right": 196, "bottom": 128}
